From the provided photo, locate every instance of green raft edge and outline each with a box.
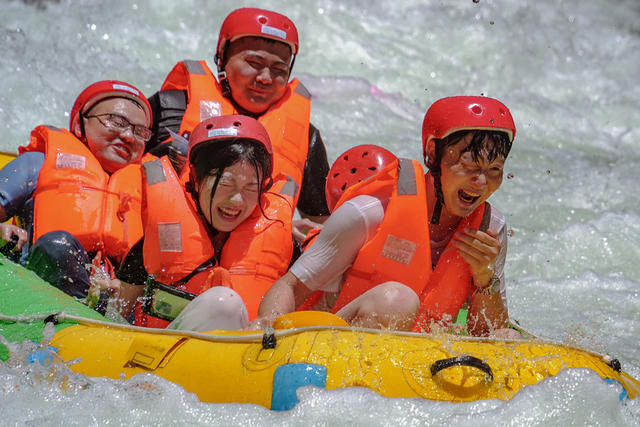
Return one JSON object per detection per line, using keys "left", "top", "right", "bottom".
{"left": 0, "top": 254, "right": 106, "bottom": 361}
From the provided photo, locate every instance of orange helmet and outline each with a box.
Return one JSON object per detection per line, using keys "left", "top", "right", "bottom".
{"left": 69, "top": 80, "right": 151, "bottom": 138}
{"left": 325, "top": 145, "right": 397, "bottom": 211}
{"left": 421, "top": 96, "right": 515, "bottom": 159}
{"left": 215, "top": 7, "right": 299, "bottom": 69}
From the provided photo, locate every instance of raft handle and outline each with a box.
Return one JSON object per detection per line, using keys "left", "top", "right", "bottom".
{"left": 44, "top": 312, "right": 61, "bottom": 325}
{"left": 430, "top": 355, "right": 494, "bottom": 382}
{"left": 609, "top": 358, "right": 621, "bottom": 372}
{"left": 262, "top": 327, "right": 276, "bottom": 349}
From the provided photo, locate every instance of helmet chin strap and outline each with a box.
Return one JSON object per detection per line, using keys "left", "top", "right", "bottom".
{"left": 428, "top": 142, "right": 445, "bottom": 225}
{"left": 218, "top": 70, "right": 232, "bottom": 99}
{"left": 430, "top": 198, "right": 443, "bottom": 225}
{"left": 216, "top": 49, "right": 232, "bottom": 99}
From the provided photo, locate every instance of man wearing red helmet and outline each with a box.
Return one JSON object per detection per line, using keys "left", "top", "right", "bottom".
{"left": 0, "top": 80, "right": 153, "bottom": 313}
{"left": 147, "top": 8, "right": 330, "bottom": 242}
{"left": 259, "top": 97, "right": 519, "bottom": 337}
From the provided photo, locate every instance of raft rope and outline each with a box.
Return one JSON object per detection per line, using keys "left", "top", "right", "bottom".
{"left": 0, "top": 310, "right": 532, "bottom": 345}
{"left": 0, "top": 310, "right": 623, "bottom": 371}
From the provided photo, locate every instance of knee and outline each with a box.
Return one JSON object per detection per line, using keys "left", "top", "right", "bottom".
{"left": 31, "top": 230, "right": 83, "bottom": 256}
{"left": 169, "top": 287, "right": 249, "bottom": 331}
{"left": 27, "top": 230, "right": 90, "bottom": 299}
{"left": 198, "top": 287, "right": 249, "bottom": 320}
{"left": 373, "top": 282, "right": 420, "bottom": 316}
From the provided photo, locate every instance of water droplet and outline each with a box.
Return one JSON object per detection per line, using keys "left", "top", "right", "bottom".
{"left": 507, "top": 172, "right": 514, "bottom": 179}
{"left": 507, "top": 229, "right": 515, "bottom": 237}
{"left": 546, "top": 169, "right": 551, "bottom": 175}
{"left": 473, "top": 0, "right": 480, "bottom": 3}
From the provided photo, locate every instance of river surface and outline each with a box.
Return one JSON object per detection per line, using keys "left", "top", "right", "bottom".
{"left": 1, "top": 0, "right": 639, "bottom": 425}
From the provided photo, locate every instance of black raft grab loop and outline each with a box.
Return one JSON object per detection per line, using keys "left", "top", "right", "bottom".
{"left": 44, "top": 313, "right": 62, "bottom": 325}
{"left": 430, "top": 355, "right": 494, "bottom": 382}
{"left": 262, "top": 327, "right": 277, "bottom": 349}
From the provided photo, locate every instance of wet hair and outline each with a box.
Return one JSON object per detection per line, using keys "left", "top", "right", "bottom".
{"left": 189, "top": 139, "right": 272, "bottom": 224}
{"left": 428, "top": 129, "right": 512, "bottom": 224}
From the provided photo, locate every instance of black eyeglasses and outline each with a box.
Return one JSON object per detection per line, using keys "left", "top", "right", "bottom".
{"left": 84, "top": 113, "right": 152, "bottom": 142}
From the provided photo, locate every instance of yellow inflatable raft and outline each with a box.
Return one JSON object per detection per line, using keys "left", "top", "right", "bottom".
{"left": 1, "top": 252, "right": 639, "bottom": 410}
{"left": 45, "top": 312, "right": 640, "bottom": 409}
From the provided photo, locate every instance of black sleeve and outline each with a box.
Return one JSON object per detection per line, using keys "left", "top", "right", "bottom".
{"left": 146, "top": 89, "right": 188, "bottom": 153}
{"left": 296, "top": 124, "right": 331, "bottom": 217}
{"left": 116, "top": 238, "right": 148, "bottom": 286}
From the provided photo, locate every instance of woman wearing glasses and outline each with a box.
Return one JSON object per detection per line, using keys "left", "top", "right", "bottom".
{"left": 0, "top": 80, "right": 153, "bottom": 312}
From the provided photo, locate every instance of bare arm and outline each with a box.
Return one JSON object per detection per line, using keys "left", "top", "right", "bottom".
{"left": 88, "top": 278, "right": 144, "bottom": 319}
{"left": 467, "top": 290, "right": 509, "bottom": 336}
{"left": 0, "top": 205, "right": 7, "bottom": 223}
{"left": 257, "top": 271, "right": 314, "bottom": 321}
{"left": 292, "top": 214, "right": 328, "bottom": 243}
{"left": 453, "top": 224, "right": 510, "bottom": 336}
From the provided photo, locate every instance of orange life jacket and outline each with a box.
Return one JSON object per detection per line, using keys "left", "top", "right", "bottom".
{"left": 136, "top": 156, "right": 293, "bottom": 328}
{"left": 308, "top": 158, "right": 490, "bottom": 329}
{"left": 19, "top": 125, "right": 145, "bottom": 263}
{"left": 160, "top": 60, "right": 311, "bottom": 208}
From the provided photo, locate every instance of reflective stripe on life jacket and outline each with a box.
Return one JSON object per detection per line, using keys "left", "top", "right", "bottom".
{"left": 20, "top": 125, "right": 144, "bottom": 263}
{"left": 137, "top": 156, "right": 293, "bottom": 328}
{"left": 160, "top": 60, "right": 311, "bottom": 208}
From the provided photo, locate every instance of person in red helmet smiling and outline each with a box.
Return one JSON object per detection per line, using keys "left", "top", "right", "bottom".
{"left": 147, "top": 8, "right": 330, "bottom": 244}
{"left": 112, "top": 115, "right": 293, "bottom": 331}
{"left": 258, "top": 96, "right": 520, "bottom": 337}
{"left": 0, "top": 80, "right": 153, "bottom": 313}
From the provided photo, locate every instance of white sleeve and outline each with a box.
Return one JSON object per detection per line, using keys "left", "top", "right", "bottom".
{"left": 290, "top": 195, "right": 385, "bottom": 292}
{"left": 488, "top": 206, "right": 508, "bottom": 303}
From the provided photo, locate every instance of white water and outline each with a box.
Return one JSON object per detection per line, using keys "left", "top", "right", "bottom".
{"left": 1, "top": 0, "right": 639, "bottom": 424}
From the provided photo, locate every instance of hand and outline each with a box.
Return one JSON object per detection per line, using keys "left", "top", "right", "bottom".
{"left": 93, "top": 277, "right": 122, "bottom": 296}
{"left": 452, "top": 228, "right": 501, "bottom": 288}
{"left": 292, "top": 218, "right": 323, "bottom": 243}
{"left": 245, "top": 316, "right": 273, "bottom": 331}
{"left": 0, "top": 223, "right": 28, "bottom": 251}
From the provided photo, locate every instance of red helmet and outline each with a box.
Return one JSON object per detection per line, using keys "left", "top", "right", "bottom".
{"left": 325, "top": 144, "right": 397, "bottom": 212}
{"left": 421, "top": 96, "right": 515, "bottom": 158}
{"left": 69, "top": 80, "right": 152, "bottom": 138}
{"left": 188, "top": 114, "right": 273, "bottom": 179}
{"left": 216, "top": 8, "right": 299, "bottom": 67}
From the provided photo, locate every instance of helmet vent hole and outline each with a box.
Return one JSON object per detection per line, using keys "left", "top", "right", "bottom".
{"left": 233, "top": 121, "right": 242, "bottom": 127}
{"left": 362, "top": 151, "right": 369, "bottom": 157}
{"left": 368, "top": 167, "right": 376, "bottom": 171}
{"left": 258, "top": 16, "right": 268, "bottom": 24}
{"left": 350, "top": 168, "right": 357, "bottom": 174}
{"left": 205, "top": 124, "right": 213, "bottom": 130}
{"left": 340, "top": 184, "right": 347, "bottom": 191}
{"left": 470, "top": 104, "right": 483, "bottom": 115}
{"left": 332, "top": 173, "right": 339, "bottom": 178}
